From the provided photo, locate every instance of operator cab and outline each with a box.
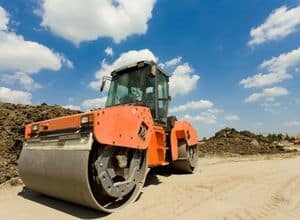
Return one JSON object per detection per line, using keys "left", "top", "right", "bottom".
{"left": 103, "top": 61, "right": 170, "bottom": 124}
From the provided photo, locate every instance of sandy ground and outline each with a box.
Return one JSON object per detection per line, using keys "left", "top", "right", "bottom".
{"left": 1, "top": 154, "right": 300, "bottom": 220}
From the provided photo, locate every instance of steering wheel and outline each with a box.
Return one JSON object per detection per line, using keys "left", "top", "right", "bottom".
{"left": 131, "top": 88, "right": 142, "bottom": 100}
{"left": 120, "top": 93, "right": 136, "bottom": 103}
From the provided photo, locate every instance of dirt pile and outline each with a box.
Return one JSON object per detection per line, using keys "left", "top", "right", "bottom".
{"left": 0, "top": 102, "right": 80, "bottom": 184}
{"left": 199, "top": 128, "right": 289, "bottom": 155}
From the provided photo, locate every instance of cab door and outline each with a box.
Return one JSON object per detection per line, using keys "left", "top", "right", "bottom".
{"left": 156, "top": 72, "right": 169, "bottom": 123}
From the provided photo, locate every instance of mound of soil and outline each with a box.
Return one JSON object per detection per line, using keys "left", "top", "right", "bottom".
{"left": 0, "top": 102, "right": 80, "bottom": 184}
{"left": 199, "top": 128, "right": 288, "bottom": 155}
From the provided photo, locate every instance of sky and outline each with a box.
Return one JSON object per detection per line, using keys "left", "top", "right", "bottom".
{"left": 0, "top": 0, "right": 300, "bottom": 138}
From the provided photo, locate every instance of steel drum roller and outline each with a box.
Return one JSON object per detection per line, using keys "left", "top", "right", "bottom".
{"left": 18, "top": 134, "right": 148, "bottom": 213}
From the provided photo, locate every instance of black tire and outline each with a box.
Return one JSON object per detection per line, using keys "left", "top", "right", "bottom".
{"left": 171, "top": 141, "right": 198, "bottom": 174}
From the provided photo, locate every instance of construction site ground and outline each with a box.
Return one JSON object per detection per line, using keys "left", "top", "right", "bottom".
{"left": 1, "top": 102, "right": 300, "bottom": 219}
{"left": 1, "top": 153, "right": 300, "bottom": 220}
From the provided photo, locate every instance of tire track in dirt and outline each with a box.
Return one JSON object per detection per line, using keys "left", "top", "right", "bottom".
{"left": 1, "top": 156, "right": 300, "bottom": 220}
{"left": 226, "top": 176, "right": 300, "bottom": 220}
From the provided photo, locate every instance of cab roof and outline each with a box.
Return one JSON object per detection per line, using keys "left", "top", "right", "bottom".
{"left": 111, "top": 60, "right": 170, "bottom": 78}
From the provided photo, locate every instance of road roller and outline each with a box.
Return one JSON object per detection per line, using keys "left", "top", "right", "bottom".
{"left": 18, "top": 61, "right": 199, "bottom": 213}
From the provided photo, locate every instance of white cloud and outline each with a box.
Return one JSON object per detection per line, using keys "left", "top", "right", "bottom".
{"left": 255, "top": 122, "right": 263, "bottom": 126}
{"left": 0, "top": 6, "right": 72, "bottom": 92}
{"left": 224, "top": 114, "right": 240, "bottom": 121}
{"left": 169, "top": 63, "right": 200, "bottom": 97}
{"left": 0, "top": 32, "right": 71, "bottom": 73}
{"left": 265, "top": 97, "right": 276, "bottom": 102}
{"left": 240, "top": 47, "right": 300, "bottom": 88}
{"left": 62, "top": 104, "right": 81, "bottom": 111}
{"left": 0, "top": 6, "right": 9, "bottom": 31}
{"left": 262, "top": 101, "right": 281, "bottom": 114}
{"left": 169, "top": 100, "right": 213, "bottom": 114}
{"left": 168, "top": 99, "right": 219, "bottom": 126}
{"left": 89, "top": 49, "right": 158, "bottom": 90}
{"left": 38, "top": 0, "right": 157, "bottom": 44}
{"left": 240, "top": 72, "right": 292, "bottom": 89}
{"left": 81, "top": 97, "right": 107, "bottom": 111}
{"left": 105, "top": 47, "right": 114, "bottom": 56}
{"left": 68, "top": 97, "right": 74, "bottom": 103}
{"left": 262, "top": 101, "right": 280, "bottom": 107}
{"left": 260, "top": 47, "right": 300, "bottom": 72}
{"left": 249, "top": 6, "right": 300, "bottom": 46}
{"left": 244, "top": 87, "right": 288, "bottom": 103}
{"left": 89, "top": 81, "right": 102, "bottom": 92}
{"left": 0, "top": 86, "right": 32, "bottom": 104}
{"left": 207, "top": 108, "right": 223, "bottom": 114}
{"left": 90, "top": 50, "right": 200, "bottom": 98}
{"left": 183, "top": 113, "right": 217, "bottom": 124}
{"left": 0, "top": 72, "right": 42, "bottom": 91}
{"left": 164, "top": 56, "right": 182, "bottom": 67}
{"left": 284, "top": 121, "right": 300, "bottom": 127}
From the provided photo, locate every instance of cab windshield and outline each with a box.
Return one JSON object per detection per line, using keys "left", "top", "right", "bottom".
{"left": 105, "top": 67, "right": 147, "bottom": 107}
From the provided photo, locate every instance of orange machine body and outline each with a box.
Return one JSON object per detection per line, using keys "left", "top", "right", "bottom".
{"left": 25, "top": 105, "right": 198, "bottom": 167}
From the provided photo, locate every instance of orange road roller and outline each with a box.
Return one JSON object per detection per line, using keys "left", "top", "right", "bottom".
{"left": 18, "top": 61, "right": 199, "bottom": 213}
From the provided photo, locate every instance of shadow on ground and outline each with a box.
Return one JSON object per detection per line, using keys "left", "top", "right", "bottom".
{"left": 144, "top": 166, "right": 190, "bottom": 187}
{"left": 18, "top": 187, "right": 107, "bottom": 219}
{"left": 17, "top": 167, "right": 190, "bottom": 218}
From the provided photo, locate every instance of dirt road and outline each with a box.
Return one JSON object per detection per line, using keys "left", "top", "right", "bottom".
{"left": 1, "top": 155, "right": 300, "bottom": 220}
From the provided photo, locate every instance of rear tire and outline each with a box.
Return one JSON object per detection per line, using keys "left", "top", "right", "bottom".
{"left": 171, "top": 141, "right": 198, "bottom": 174}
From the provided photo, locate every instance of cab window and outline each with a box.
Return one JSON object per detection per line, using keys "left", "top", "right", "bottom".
{"left": 157, "top": 73, "right": 168, "bottom": 122}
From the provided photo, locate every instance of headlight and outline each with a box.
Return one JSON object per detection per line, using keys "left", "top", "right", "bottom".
{"left": 32, "top": 124, "right": 39, "bottom": 132}
{"left": 81, "top": 116, "right": 89, "bottom": 124}
{"left": 81, "top": 114, "right": 94, "bottom": 124}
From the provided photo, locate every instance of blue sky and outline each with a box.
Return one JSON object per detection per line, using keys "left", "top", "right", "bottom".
{"left": 0, "top": 0, "right": 300, "bottom": 137}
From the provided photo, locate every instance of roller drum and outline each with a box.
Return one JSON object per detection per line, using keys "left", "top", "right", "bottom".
{"left": 18, "top": 133, "right": 147, "bottom": 213}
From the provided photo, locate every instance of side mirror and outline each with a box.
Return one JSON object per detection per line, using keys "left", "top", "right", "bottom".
{"left": 100, "top": 80, "right": 106, "bottom": 92}
{"left": 100, "top": 76, "right": 112, "bottom": 92}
